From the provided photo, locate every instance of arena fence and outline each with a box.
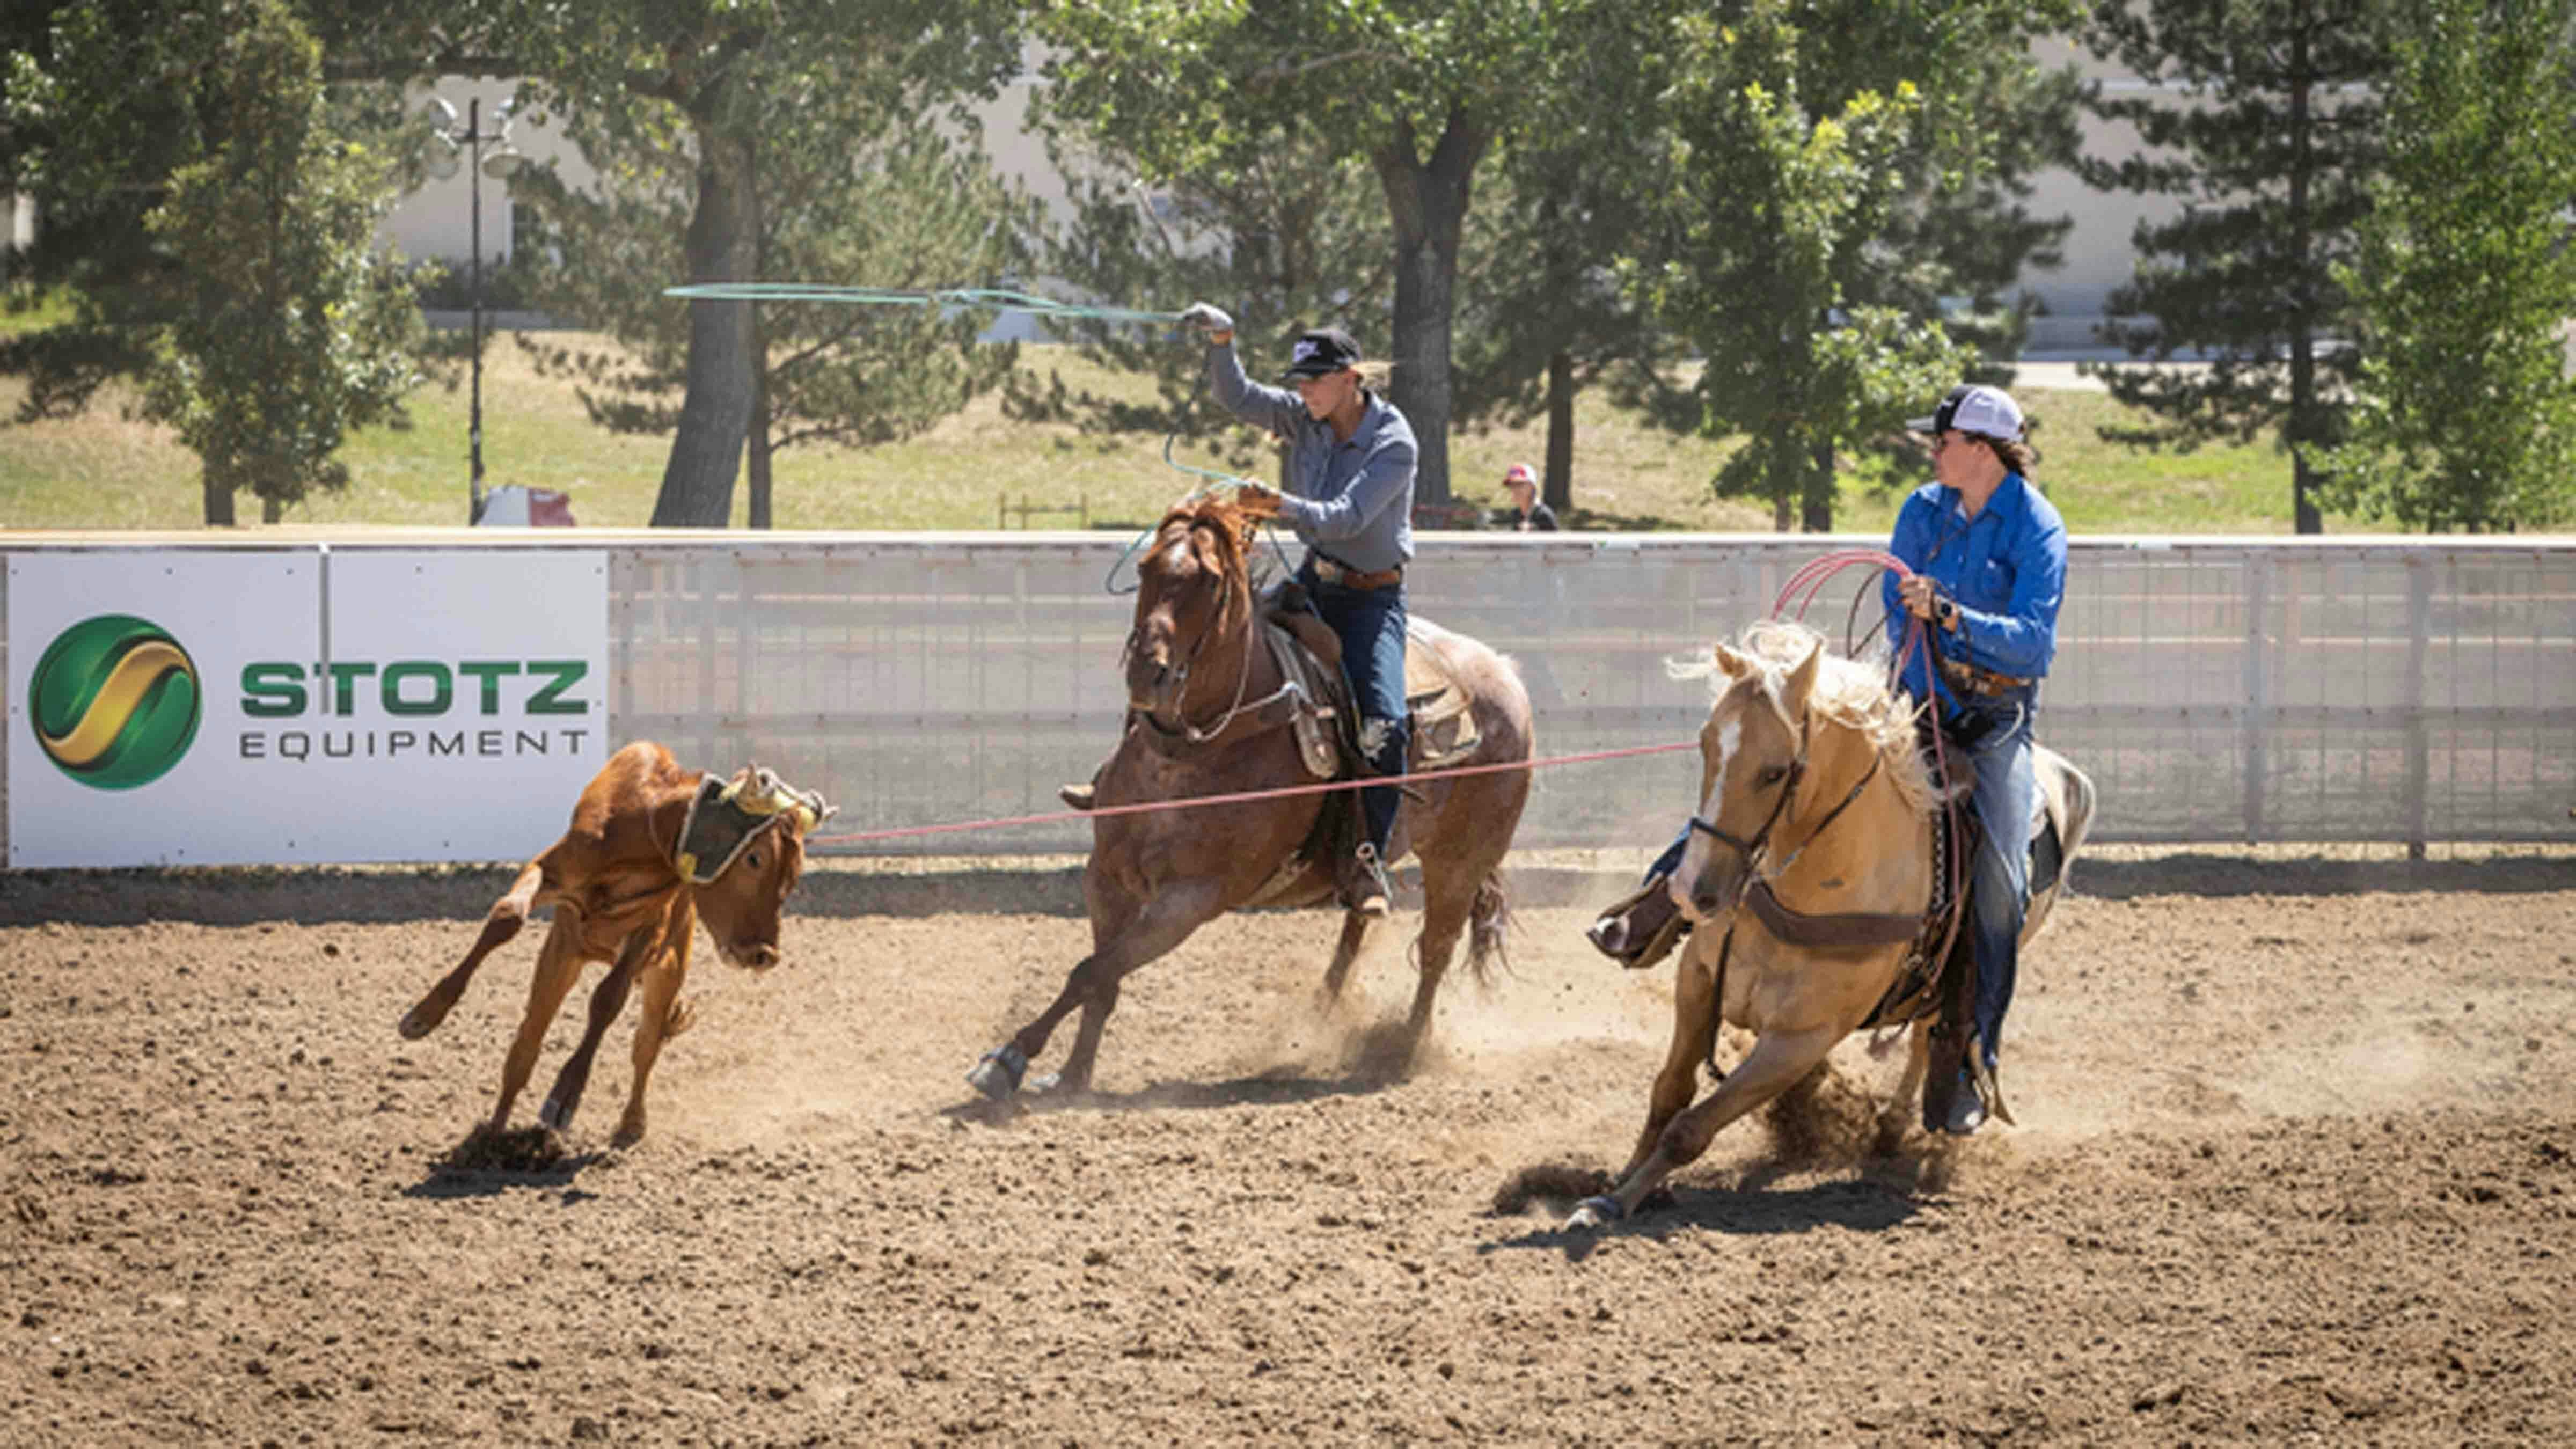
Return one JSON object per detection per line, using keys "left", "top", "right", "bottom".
{"left": 5, "top": 531, "right": 2571, "bottom": 863}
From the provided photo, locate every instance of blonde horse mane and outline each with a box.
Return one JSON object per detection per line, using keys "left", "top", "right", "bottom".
{"left": 1669, "top": 619, "right": 1936, "bottom": 817}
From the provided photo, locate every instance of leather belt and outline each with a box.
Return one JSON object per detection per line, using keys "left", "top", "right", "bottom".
{"left": 1938, "top": 656, "right": 2032, "bottom": 698}
{"left": 1313, "top": 557, "right": 1403, "bottom": 591}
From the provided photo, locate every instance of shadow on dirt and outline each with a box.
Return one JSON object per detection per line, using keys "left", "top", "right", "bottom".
{"left": 2074, "top": 851, "right": 2575, "bottom": 900}
{"left": 9, "top": 851, "right": 2566, "bottom": 929}
{"left": 402, "top": 1126, "right": 614, "bottom": 1200}
{"left": 1480, "top": 1170, "right": 1923, "bottom": 1262}
{"left": 942, "top": 1063, "right": 1407, "bottom": 1125}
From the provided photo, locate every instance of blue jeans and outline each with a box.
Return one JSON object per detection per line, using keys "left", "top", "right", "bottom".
{"left": 1300, "top": 563, "right": 1409, "bottom": 855}
{"left": 1952, "top": 700, "right": 2036, "bottom": 1073}
{"left": 1642, "top": 698, "right": 2037, "bottom": 1071}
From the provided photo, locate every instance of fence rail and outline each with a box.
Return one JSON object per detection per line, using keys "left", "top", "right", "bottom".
{"left": 6, "top": 531, "right": 2572, "bottom": 861}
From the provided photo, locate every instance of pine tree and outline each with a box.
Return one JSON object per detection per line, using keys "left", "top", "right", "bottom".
{"left": 2319, "top": 0, "right": 2576, "bottom": 531}
{"left": 513, "top": 78, "right": 1033, "bottom": 529}
{"left": 2079, "top": 0, "right": 2392, "bottom": 533}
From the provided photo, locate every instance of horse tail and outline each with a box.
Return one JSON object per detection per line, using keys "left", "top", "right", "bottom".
{"left": 1467, "top": 867, "right": 1513, "bottom": 984}
{"left": 2058, "top": 753, "right": 2099, "bottom": 874}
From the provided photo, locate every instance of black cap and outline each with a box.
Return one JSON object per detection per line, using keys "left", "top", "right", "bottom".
{"left": 1280, "top": 327, "right": 1362, "bottom": 381}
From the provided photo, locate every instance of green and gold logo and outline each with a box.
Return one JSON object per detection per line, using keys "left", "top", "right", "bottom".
{"left": 29, "top": 614, "right": 202, "bottom": 789}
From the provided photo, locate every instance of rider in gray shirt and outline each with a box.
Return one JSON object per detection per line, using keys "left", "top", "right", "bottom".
{"left": 1204, "top": 327, "right": 1417, "bottom": 575}
{"left": 1192, "top": 308, "right": 1415, "bottom": 916}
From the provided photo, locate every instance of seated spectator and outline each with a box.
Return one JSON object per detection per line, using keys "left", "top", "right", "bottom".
{"left": 1499, "top": 463, "right": 1560, "bottom": 532}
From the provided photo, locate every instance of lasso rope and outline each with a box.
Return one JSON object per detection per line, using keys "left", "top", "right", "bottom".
{"left": 807, "top": 739, "right": 1700, "bottom": 847}
{"left": 661, "top": 282, "right": 1182, "bottom": 326}
{"left": 1101, "top": 434, "right": 1283, "bottom": 594}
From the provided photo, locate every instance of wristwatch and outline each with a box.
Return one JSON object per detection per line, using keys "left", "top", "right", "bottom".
{"left": 1935, "top": 595, "right": 1961, "bottom": 632}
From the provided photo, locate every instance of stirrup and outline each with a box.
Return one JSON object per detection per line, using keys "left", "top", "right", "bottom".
{"left": 1346, "top": 841, "right": 1393, "bottom": 918}
{"left": 1586, "top": 874, "right": 1689, "bottom": 970}
{"left": 1059, "top": 781, "right": 1096, "bottom": 811}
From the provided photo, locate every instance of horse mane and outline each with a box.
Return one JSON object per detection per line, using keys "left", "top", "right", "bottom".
{"left": 1159, "top": 495, "right": 1256, "bottom": 563}
{"left": 1143, "top": 497, "right": 1258, "bottom": 640}
{"left": 1669, "top": 619, "right": 1936, "bottom": 816}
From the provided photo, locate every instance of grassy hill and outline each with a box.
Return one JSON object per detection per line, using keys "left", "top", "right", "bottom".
{"left": 0, "top": 324, "right": 2334, "bottom": 535}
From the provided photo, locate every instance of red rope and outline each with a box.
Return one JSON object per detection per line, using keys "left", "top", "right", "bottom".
{"left": 807, "top": 738, "right": 1702, "bottom": 847}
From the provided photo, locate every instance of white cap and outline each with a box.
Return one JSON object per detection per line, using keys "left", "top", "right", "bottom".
{"left": 1907, "top": 384, "right": 2023, "bottom": 441}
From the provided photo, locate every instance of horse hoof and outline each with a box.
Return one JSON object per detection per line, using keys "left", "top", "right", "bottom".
{"left": 967, "top": 1044, "right": 1028, "bottom": 1101}
{"left": 1028, "top": 1071, "right": 1063, "bottom": 1095}
{"left": 1566, "top": 1195, "right": 1627, "bottom": 1231}
{"left": 397, "top": 1005, "right": 440, "bottom": 1040}
{"left": 538, "top": 1096, "right": 573, "bottom": 1132}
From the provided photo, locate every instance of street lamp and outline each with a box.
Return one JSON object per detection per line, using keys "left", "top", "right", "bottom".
{"left": 422, "top": 93, "right": 525, "bottom": 523}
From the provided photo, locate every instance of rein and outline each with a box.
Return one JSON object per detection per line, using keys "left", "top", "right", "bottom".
{"left": 1682, "top": 709, "right": 1889, "bottom": 921}
{"left": 1133, "top": 516, "right": 1299, "bottom": 748}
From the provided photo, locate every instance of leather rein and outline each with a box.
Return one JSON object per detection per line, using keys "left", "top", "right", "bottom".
{"left": 1128, "top": 519, "right": 1301, "bottom": 749}
{"left": 1685, "top": 711, "right": 1920, "bottom": 950}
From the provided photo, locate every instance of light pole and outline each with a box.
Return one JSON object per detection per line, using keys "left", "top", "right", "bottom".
{"left": 422, "top": 93, "right": 523, "bottom": 523}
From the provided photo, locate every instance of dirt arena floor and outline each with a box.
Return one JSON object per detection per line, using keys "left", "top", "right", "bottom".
{"left": 4, "top": 845, "right": 2574, "bottom": 1445}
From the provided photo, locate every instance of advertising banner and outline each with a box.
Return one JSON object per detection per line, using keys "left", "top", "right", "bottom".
{"left": 9, "top": 548, "right": 609, "bottom": 867}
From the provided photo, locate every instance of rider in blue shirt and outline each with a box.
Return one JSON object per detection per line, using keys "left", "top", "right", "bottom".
{"left": 1586, "top": 383, "right": 2064, "bottom": 1138}
{"left": 1884, "top": 383, "right": 2066, "bottom": 1134}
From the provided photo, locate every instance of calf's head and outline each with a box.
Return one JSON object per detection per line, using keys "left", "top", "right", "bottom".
{"left": 692, "top": 767, "right": 836, "bottom": 971}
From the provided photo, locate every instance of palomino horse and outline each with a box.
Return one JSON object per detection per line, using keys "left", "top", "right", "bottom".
{"left": 966, "top": 497, "right": 1535, "bottom": 1101}
{"left": 1567, "top": 620, "right": 2094, "bottom": 1230}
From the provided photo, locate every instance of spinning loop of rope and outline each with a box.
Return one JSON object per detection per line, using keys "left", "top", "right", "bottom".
{"left": 660, "top": 282, "right": 1184, "bottom": 327}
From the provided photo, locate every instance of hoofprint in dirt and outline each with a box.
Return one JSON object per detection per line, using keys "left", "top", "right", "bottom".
{"left": 3, "top": 851, "right": 2573, "bottom": 1444}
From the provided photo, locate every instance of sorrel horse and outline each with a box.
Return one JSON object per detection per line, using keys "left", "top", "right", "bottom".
{"left": 965, "top": 497, "right": 1535, "bottom": 1101}
{"left": 1565, "top": 620, "right": 2094, "bottom": 1230}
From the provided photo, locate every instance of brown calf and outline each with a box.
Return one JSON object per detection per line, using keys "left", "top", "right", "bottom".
{"left": 398, "top": 740, "right": 833, "bottom": 1147}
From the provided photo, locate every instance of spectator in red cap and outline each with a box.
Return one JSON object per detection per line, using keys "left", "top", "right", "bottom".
{"left": 1499, "top": 463, "right": 1559, "bottom": 532}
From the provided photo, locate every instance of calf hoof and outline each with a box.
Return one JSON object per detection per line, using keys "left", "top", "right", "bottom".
{"left": 611, "top": 1115, "right": 646, "bottom": 1148}
{"left": 538, "top": 1094, "right": 577, "bottom": 1133}
{"left": 967, "top": 1044, "right": 1028, "bottom": 1101}
{"left": 397, "top": 1000, "right": 446, "bottom": 1040}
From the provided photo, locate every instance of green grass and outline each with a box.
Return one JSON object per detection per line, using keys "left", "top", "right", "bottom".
{"left": 0, "top": 322, "right": 2345, "bottom": 535}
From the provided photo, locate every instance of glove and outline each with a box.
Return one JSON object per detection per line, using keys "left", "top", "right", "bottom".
{"left": 1233, "top": 481, "right": 1283, "bottom": 521}
{"left": 1177, "top": 302, "right": 1234, "bottom": 337}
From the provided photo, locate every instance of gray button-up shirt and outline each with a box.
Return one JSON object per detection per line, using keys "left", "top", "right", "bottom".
{"left": 1208, "top": 342, "right": 1416, "bottom": 575}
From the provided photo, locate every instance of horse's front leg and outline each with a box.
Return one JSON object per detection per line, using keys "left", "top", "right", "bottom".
{"left": 968, "top": 878, "right": 1222, "bottom": 1101}
{"left": 1615, "top": 941, "right": 1723, "bottom": 1185}
{"left": 1568, "top": 1025, "right": 1840, "bottom": 1231}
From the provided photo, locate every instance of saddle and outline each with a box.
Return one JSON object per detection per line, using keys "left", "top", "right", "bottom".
{"left": 1258, "top": 581, "right": 1483, "bottom": 781}
{"left": 1234, "top": 582, "right": 1484, "bottom": 909}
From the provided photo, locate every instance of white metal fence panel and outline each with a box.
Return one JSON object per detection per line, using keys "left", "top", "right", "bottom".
{"left": 6, "top": 533, "right": 2571, "bottom": 862}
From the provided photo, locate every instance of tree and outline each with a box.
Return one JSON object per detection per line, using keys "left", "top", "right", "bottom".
{"left": 9, "top": 0, "right": 422, "bottom": 523}
{"left": 2080, "top": 0, "right": 2391, "bottom": 534}
{"left": 513, "top": 75, "right": 1034, "bottom": 528}
{"left": 1455, "top": 1, "right": 2079, "bottom": 525}
{"left": 1034, "top": 0, "right": 1583, "bottom": 508}
{"left": 2317, "top": 0, "right": 2576, "bottom": 531}
{"left": 484, "top": 0, "right": 1022, "bottom": 527}
{"left": 1622, "top": 5, "right": 1974, "bottom": 532}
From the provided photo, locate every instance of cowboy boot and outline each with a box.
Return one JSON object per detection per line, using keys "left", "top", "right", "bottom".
{"left": 1586, "top": 874, "right": 1690, "bottom": 969}
{"left": 1344, "top": 841, "right": 1394, "bottom": 918}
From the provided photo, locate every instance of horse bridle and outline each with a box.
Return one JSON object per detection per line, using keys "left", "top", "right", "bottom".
{"left": 1127, "top": 517, "right": 1277, "bottom": 745}
{"left": 1684, "top": 707, "right": 1887, "bottom": 908}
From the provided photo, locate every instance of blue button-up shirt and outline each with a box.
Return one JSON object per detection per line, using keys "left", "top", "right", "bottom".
{"left": 1208, "top": 342, "right": 1416, "bottom": 575}
{"left": 1880, "top": 472, "right": 2067, "bottom": 714}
